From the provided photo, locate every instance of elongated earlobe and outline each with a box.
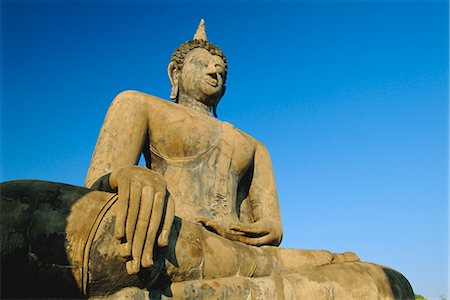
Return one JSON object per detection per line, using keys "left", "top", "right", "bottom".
{"left": 168, "top": 62, "right": 179, "bottom": 102}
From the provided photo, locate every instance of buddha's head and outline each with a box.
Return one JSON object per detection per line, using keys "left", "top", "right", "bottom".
{"left": 168, "top": 20, "right": 228, "bottom": 117}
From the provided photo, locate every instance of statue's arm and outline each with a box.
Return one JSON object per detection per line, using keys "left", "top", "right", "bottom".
{"left": 199, "top": 142, "right": 283, "bottom": 246}
{"left": 85, "top": 91, "right": 149, "bottom": 189}
{"left": 83, "top": 91, "right": 174, "bottom": 275}
{"left": 230, "top": 142, "right": 283, "bottom": 246}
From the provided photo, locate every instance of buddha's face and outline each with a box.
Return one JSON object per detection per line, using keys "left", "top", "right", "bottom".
{"left": 178, "top": 48, "right": 226, "bottom": 106}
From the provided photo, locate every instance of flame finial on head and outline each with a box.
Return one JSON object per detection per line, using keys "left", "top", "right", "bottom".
{"left": 193, "top": 19, "right": 207, "bottom": 41}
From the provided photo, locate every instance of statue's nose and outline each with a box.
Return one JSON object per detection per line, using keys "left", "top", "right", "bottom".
{"left": 206, "top": 63, "right": 216, "bottom": 74}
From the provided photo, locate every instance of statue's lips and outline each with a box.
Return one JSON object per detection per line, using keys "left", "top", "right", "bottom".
{"left": 203, "top": 74, "right": 218, "bottom": 87}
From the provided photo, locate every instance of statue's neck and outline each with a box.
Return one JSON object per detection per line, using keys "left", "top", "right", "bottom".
{"left": 178, "top": 94, "right": 212, "bottom": 116}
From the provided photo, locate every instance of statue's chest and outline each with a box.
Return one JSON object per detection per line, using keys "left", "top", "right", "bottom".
{"left": 149, "top": 119, "right": 255, "bottom": 223}
{"left": 149, "top": 117, "right": 255, "bottom": 175}
{"left": 150, "top": 115, "right": 221, "bottom": 159}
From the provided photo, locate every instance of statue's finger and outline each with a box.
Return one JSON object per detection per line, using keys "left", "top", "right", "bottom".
{"left": 197, "top": 217, "right": 224, "bottom": 235}
{"left": 227, "top": 228, "right": 246, "bottom": 236}
{"left": 197, "top": 218, "right": 233, "bottom": 238}
{"left": 157, "top": 195, "right": 174, "bottom": 247}
{"left": 235, "top": 234, "right": 268, "bottom": 246}
{"left": 196, "top": 217, "right": 209, "bottom": 226}
{"left": 127, "top": 185, "right": 154, "bottom": 275}
{"left": 229, "top": 221, "right": 266, "bottom": 235}
{"left": 141, "top": 190, "right": 164, "bottom": 268}
{"left": 197, "top": 218, "right": 220, "bottom": 234}
{"left": 123, "top": 178, "right": 142, "bottom": 257}
{"left": 114, "top": 178, "right": 130, "bottom": 240}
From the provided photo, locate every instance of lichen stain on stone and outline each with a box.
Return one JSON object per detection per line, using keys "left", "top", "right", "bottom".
{"left": 1, "top": 197, "right": 30, "bottom": 228}
{"left": 95, "top": 230, "right": 119, "bottom": 258}
{"left": 32, "top": 203, "right": 67, "bottom": 235}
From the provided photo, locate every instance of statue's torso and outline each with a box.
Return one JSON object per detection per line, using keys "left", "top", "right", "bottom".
{"left": 145, "top": 97, "right": 257, "bottom": 226}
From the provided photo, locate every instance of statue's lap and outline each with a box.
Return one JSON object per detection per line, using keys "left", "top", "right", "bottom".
{"left": 0, "top": 180, "right": 414, "bottom": 299}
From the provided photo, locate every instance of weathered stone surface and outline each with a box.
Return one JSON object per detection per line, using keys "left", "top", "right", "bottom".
{"left": 0, "top": 20, "right": 415, "bottom": 299}
{"left": 1, "top": 180, "right": 413, "bottom": 299}
{"left": 163, "top": 263, "right": 413, "bottom": 300}
{"left": 91, "top": 264, "right": 413, "bottom": 299}
{"left": 0, "top": 180, "right": 87, "bottom": 298}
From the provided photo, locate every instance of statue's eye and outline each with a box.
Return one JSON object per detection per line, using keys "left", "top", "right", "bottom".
{"left": 197, "top": 58, "right": 209, "bottom": 67}
{"left": 192, "top": 57, "right": 209, "bottom": 67}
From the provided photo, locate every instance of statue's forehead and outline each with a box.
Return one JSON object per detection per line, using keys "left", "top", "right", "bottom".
{"left": 185, "top": 48, "right": 224, "bottom": 65}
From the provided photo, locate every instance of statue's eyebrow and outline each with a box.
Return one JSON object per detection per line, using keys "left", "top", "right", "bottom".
{"left": 214, "top": 57, "right": 225, "bottom": 67}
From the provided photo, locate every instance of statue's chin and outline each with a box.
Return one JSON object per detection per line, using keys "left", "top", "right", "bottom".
{"left": 200, "top": 83, "right": 222, "bottom": 101}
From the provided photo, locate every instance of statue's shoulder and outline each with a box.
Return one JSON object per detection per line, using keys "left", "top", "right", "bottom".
{"left": 227, "top": 122, "right": 265, "bottom": 149}
{"left": 114, "top": 90, "right": 182, "bottom": 113}
{"left": 115, "top": 90, "right": 172, "bottom": 105}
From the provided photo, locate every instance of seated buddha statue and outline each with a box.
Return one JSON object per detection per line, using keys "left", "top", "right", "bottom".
{"left": 0, "top": 20, "right": 414, "bottom": 299}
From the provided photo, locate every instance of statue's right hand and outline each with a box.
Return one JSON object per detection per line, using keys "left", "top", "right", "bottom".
{"left": 109, "top": 166, "right": 174, "bottom": 275}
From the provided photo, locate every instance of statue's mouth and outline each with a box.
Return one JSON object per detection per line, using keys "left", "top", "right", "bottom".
{"left": 204, "top": 73, "right": 218, "bottom": 87}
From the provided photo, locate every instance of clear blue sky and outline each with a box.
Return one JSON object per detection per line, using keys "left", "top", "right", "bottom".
{"left": 1, "top": 1, "right": 448, "bottom": 298}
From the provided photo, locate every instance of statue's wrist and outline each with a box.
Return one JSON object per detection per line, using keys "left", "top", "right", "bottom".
{"left": 90, "top": 173, "right": 115, "bottom": 192}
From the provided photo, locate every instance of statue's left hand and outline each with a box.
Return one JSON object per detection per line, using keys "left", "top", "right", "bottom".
{"left": 198, "top": 218, "right": 282, "bottom": 246}
{"left": 228, "top": 219, "right": 282, "bottom": 246}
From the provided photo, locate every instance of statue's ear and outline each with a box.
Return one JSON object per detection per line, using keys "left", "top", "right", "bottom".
{"left": 168, "top": 61, "right": 179, "bottom": 102}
